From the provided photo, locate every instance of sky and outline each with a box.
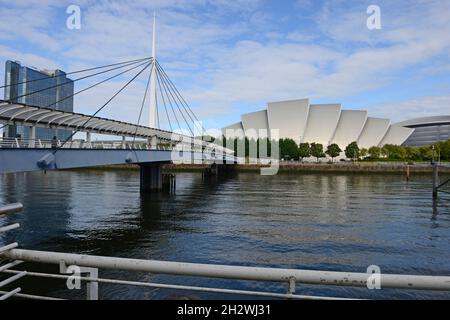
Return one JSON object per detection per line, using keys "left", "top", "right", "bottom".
{"left": 0, "top": 0, "right": 449, "bottom": 134}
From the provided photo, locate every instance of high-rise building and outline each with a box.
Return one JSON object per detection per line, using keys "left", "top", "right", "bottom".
{"left": 3, "top": 60, "right": 74, "bottom": 141}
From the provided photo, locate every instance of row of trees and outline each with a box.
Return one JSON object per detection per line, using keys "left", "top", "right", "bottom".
{"left": 220, "top": 137, "right": 450, "bottom": 162}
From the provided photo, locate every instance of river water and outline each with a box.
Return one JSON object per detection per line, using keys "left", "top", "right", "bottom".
{"left": 0, "top": 170, "right": 449, "bottom": 300}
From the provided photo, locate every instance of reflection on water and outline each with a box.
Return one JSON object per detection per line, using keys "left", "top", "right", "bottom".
{"left": 0, "top": 170, "right": 450, "bottom": 300}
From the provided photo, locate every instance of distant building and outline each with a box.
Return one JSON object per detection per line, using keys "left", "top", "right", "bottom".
{"left": 3, "top": 60, "right": 74, "bottom": 141}
{"left": 395, "top": 116, "right": 450, "bottom": 146}
{"left": 222, "top": 99, "right": 415, "bottom": 149}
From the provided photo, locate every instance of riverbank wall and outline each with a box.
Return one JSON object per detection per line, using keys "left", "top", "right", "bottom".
{"left": 83, "top": 162, "right": 450, "bottom": 174}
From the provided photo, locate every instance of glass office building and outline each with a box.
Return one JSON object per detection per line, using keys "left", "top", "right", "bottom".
{"left": 3, "top": 60, "right": 74, "bottom": 141}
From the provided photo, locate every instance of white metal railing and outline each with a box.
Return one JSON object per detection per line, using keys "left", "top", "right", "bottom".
{"left": 3, "top": 203, "right": 450, "bottom": 300}
{"left": 0, "top": 203, "right": 25, "bottom": 300}
{"left": 0, "top": 137, "right": 184, "bottom": 151}
{"left": 0, "top": 137, "right": 222, "bottom": 155}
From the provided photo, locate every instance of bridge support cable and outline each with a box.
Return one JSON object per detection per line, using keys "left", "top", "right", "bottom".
{"left": 155, "top": 63, "right": 196, "bottom": 136}
{"left": 156, "top": 67, "right": 183, "bottom": 134}
{"left": 6, "top": 58, "right": 153, "bottom": 105}
{"left": 155, "top": 63, "right": 194, "bottom": 136}
{"left": 0, "top": 57, "right": 151, "bottom": 90}
{"left": 155, "top": 61, "right": 202, "bottom": 133}
{"left": 55, "top": 61, "right": 153, "bottom": 153}
{"left": 43, "top": 60, "right": 152, "bottom": 111}
{"left": 156, "top": 72, "right": 173, "bottom": 132}
{"left": 132, "top": 61, "right": 154, "bottom": 149}
{"left": 155, "top": 60, "right": 207, "bottom": 136}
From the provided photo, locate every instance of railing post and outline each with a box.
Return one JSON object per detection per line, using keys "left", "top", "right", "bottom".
{"left": 60, "top": 261, "right": 99, "bottom": 300}
{"left": 287, "top": 277, "right": 296, "bottom": 295}
{"left": 29, "top": 126, "right": 36, "bottom": 148}
{"left": 0, "top": 203, "right": 25, "bottom": 300}
{"left": 84, "top": 267, "right": 99, "bottom": 300}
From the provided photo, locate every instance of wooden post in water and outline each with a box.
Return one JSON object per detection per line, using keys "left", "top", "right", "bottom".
{"left": 406, "top": 165, "right": 410, "bottom": 182}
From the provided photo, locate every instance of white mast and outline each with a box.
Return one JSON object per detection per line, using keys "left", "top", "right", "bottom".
{"left": 149, "top": 12, "right": 157, "bottom": 129}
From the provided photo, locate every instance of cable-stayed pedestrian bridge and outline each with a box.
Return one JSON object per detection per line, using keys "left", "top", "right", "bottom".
{"left": 0, "top": 56, "right": 235, "bottom": 184}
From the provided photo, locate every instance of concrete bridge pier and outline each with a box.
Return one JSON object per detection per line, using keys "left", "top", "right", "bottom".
{"left": 140, "top": 162, "right": 176, "bottom": 193}
{"left": 140, "top": 163, "right": 163, "bottom": 193}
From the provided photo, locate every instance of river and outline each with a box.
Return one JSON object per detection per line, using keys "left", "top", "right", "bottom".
{"left": 0, "top": 170, "right": 449, "bottom": 300}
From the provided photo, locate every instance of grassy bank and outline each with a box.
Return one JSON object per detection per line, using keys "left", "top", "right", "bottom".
{"left": 69, "top": 162, "right": 450, "bottom": 174}
{"left": 235, "top": 163, "right": 450, "bottom": 174}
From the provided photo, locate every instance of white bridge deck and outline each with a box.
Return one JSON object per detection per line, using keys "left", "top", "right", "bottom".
{"left": 0, "top": 102, "right": 235, "bottom": 174}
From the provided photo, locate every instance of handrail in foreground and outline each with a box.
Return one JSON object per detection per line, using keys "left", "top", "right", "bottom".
{"left": 2, "top": 203, "right": 450, "bottom": 300}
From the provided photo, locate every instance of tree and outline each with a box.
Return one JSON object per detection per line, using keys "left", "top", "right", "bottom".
{"left": 405, "top": 146, "right": 420, "bottom": 161}
{"left": 382, "top": 144, "right": 406, "bottom": 160}
{"left": 310, "top": 143, "right": 325, "bottom": 162}
{"left": 325, "top": 143, "right": 342, "bottom": 162}
{"left": 368, "top": 146, "right": 381, "bottom": 159}
{"left": 437, "top": 140, "right": 450, "bottom": 161}
{"left": 298, "top": 143, "right": 311, "bottom": 162}
{"left": 279, "top": 138, "right": 299, "bottom": 160}
{"left": 345, "top": 142, "right": 360, "bottom": 160}
{"left": 360, "top": 148, "right": 368, "bottom": 160}
{"left": 419, "top": 145, "right": 433, "bottom": 161}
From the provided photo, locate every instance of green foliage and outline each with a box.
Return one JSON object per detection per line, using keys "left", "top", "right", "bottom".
{"left": 359, "top": 148, "right": 368, "bottom": 159}
{"left": 325, "top": 143, "right": 342, "bottom": 161}
{"left": 404, "top": 146, "right": 420, "bottom": 161}
{"left": 345, "top": 142, "right": 360, "bottom": 159}
{"left": 436, "top": 140, "right": 450, "bottom": 160}
{"left": 382, "top": 144, "right": 407, "bottom": 160}
{"left": 280, "top": 138, "right": 299, "bottom": 160}
{"left": 224, "top": 135, "right": 450, "bottom": 163}
{"left": 418, "top": 145, "right": 432, "bottom": 161}
{"left": 368, "top": 146, "right": 381, "bottom": 159}
{"left": 298, "top": 143, "right": 311, "bottom": 161}
{"left": 310, "top": 143, "right": 325, "bottom": 162}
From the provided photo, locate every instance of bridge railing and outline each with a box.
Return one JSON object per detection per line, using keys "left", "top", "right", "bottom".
{"left": 0, "top": 137, "right": 171, "bottom": 150}
{"left": 0, "top": 137, "right": 227, "bottom": 155}
{"left": 2, "top": 203, "right": 450, "bottom": 300}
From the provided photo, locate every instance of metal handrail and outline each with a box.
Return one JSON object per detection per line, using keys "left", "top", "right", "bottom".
{"left": 0, "top": 203, "right": 23, "bottom": 216}
{"left": 0, "top": 136, "right": 235, "bottom": 156}
{"left": 3, "top": 249, "right": 450, "bottom": 292}
{"left": 2, "top": 202, "right": 450, "bottom": 300}
{"left": 0, "top": 203, "right": 24, "bottom": 300}
{"left": 1, "top": 269, "right": 356, "bottom": 300}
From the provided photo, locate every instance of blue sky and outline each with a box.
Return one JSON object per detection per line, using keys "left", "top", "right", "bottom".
{"left": 1, "top": 0, "right": 449, "bottom": 132}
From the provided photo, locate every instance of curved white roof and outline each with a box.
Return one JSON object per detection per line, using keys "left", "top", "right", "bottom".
{"left": 379, "top": 125, "right": 415, "bottom": 146}
{"left": 357, "top": 117, "right": 390, "bottom": 148}
{"left": 267, "top": 99, "right": 309, "bottom": 144}
{"left": 241, "top": 110, "right": 269, "bottom": 140}
{"left": 302, "top": 104, "right": 341, "bottom": 145}
{"left": 0, "top": 101, "right": 234, "bottom": 154}
{"left": 331, "top": 110, "right": 367, "bottom": 147}
{"left": 222, "top": 122, "right": 244, "bottom": 139}
{"left": 222, "top": 98, "right": 413, "bottom": 152}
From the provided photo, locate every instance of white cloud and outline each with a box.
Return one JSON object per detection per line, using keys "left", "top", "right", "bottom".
{"left": 371, "top": 94, "right": 450, "bottom": 123}
{"left": 0, "top": 0, "right": 449, "bottom": 130}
